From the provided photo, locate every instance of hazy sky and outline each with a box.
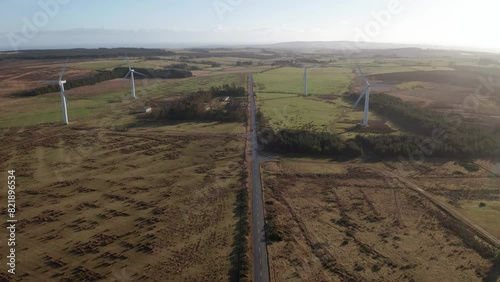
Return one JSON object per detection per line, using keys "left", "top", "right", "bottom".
{"left": 1, "top": 0, "right": 499, "bottom": 50}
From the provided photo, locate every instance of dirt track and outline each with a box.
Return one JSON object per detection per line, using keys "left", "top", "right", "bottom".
{"left": 377, "top": 168, "right": 500, "bottom": 249}
{"left": 262, "top": 160, "right": 496, "bottom": 281}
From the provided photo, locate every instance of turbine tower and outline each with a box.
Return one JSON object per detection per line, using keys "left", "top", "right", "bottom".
{"left": 353, "top": 65, "right": 389, "bottom": 126}
{"left": 302, "top": 66, "right": 314, "bottom": 96}
{"left": 42, "top": 59, "right": 70, "bottom": 125}
{"left": 124, "top": 58, "right": 147, "bottom": 99}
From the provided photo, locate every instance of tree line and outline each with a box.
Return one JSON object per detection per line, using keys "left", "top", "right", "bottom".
{"left": 0, "top": 48, "right": 175, "bottom": 60}
{"left": 236, "top": 61, "right": 253, "bottom": 66}
{"left": 349, "top": 93, "right": 499, "bottom": 158}
{"left": 178, "top": 58, "right": 221, "bottom": 67}
{"left": 166, "top": 63, "right": 201, "bottom": 70}
{"left": 258, "top": 92, "right": 498, "bottom": 159}
{"left": 13, "top": 67, "right": 192, "bottom": 97}
{"left": 148, "top": 84, "right": 247, "bottom": 122}
{"left": 264, "top": 129, "right": 362, "bottom": 157}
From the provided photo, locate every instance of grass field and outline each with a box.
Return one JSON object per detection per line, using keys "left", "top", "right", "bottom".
{"left": 0, "top": 69, "right": 250, "bottom": 129}
{"left": 254, "top": 67, "right": 353, "bottom": 95}
{"left": 458, "top": 201, "right": 500, "bottom": 239}
{"left": 255, "top": 90, "right": 404, "bottom": 137}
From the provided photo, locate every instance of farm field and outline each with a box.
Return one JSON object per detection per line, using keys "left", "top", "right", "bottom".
{"left": 399, "top": 160, "right": 500, "bottom": 239}
{"left": 254, "top": 67, "right": 353, "bottom": 96}
{"left": 0, "top": 56, "right": 266, "bottom": 129}
{"left": 262, "top": 159, "right": 498, "bottom": 282}
{"left": 254, "top": 56, "right": 500, "bottom": 139}
{"left": 0, "top": 125, "right": 245, "bottom": 281}
{"left": 0, "top": 47, "right": 499, "bottom": 281}
{"left": 363, "top": 68, "right": 500, "bottom": 126}
{"left": 0, "top": 51, "right": 255, "bottom": 281}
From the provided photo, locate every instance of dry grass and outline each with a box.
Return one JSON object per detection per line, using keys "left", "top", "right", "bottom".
{"left": 262, "top": 160, "right": 496, "bottom": 282}
{"left": 0, "top": 124, "right": 245, "bottom": 281}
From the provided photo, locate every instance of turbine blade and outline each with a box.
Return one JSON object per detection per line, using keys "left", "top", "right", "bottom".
{"left": 41, "top": 80, "right": 59, "bottom": 84}
{"left": 370, "top": 83, "right": 392, "bottom": 87}
{"left": 356, "top": 64, "right": 368, "bottom": 84}
{"left": 134, "top": 71, "right": 147, "bottom": 77}
{"left": 353, "top": 86, "right": 368, "bottom": 108}
{"left": 124, "top": 71, "right": 131, "bottom": 79}
{"left": 127, "top": 56, "right": 131, "bottom": 70}
{"left": 59, "top": 58, "right": 69, "bottom": 81}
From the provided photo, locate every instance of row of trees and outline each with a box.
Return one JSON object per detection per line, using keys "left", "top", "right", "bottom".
{"left": 355, "top": 131, "right": 498, "bottom": 158}
{"left": 349, "top": 93, "right": 499, "bottom": 158}
{"left": 265, "top": 129, "right": 362, "bottom": 157}
{"left": 166, "top": 63, "right": 201, "bottom": 70}
{"left": 14, "top": 67, "right": 192, "bottom": 97}
{"left": 259, "top": 93, "right": 498, "bottom": 159}
{"left": 148, "top": 85, "right": 247, "bottom": 122}
{"left": 209, "top": 84, "right": 246, "bottom": 97}
{"left": 0, "top": 48, "right": 174, "bottom": 60}
{"left": 236, "top": 61, "right": 253, "bottom": 66}
{"left": 261, "top": 126, "right": 498, "bottom": 159}
{"left": 178, "top": 58, "right": 221, "bottom": 67}
{"left": 271, "top": 60, "right": 302, "bottom": 67}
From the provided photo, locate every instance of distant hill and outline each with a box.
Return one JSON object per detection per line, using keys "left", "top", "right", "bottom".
{"left": 253, "top": 41, "right": 500, "bottom": 58}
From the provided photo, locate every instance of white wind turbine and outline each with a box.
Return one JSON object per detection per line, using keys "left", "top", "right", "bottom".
{"left": 303, "top": 66, "right": 316, "bottom": 96}
{"left": 42, "top": 59, "right": 70, "bottom": 125}
{"left": 353, "top": 65, "right": 390, "bottom": 126}
{"left": 124, "top": 58, "right": 147, "bottom": 99}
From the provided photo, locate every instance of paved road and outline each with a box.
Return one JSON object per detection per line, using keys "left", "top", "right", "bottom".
{"left": 248, "top": 75, "right": 270, "bottom": 282}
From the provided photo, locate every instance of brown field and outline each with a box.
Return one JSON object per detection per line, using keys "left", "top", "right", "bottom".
{"left": 394, "top": 159, "right": 500, "bottom": 239}
{"left": 262, "top": 160, "right": 498, "bottom": 282}
{"left": 0, "top": 60, "right": 95, "bottom": 96}
{"left": 1, "top": 53, "right": 499, "bottom": 281}
{"left": 0, "top": 122, "right": 245, "bottom": 281}
{"left": 354, "top": 69, "right": 500, "bottom": 127}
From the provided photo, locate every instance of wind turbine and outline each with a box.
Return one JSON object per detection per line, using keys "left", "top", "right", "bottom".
{"left": 42, "top": 59, "right": 70, "bottom": 125}
{"left": 353, "top": 65, "right": 390, "bottom": 126}
{"left": 303, "top": 66, "right": 315, "bottom": 96}
{"left": 124, "top": 58, "right": 147, "bottom": 99}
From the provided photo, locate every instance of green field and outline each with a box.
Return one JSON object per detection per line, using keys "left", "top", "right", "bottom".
{"left": 256, "top": 92, "right": 350, "bottom": 130}
{"left": 0, "top": 71, "right": 248, "bottom": 129}
{"left": 254, "top": 67, "right": 353, "bottom": 95}
{"left": 253, "top": 65, "right": 406, "bottom": 137}
{"left": 458, "top": 200, "right": 500, "bottom": 239}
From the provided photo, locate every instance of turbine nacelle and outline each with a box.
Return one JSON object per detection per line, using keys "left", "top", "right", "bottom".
{"left": 42, "top": 58, "right": 70, "bottom": 125}
{"left": 353, "top": 64, "right": 392, "bottom": 127}
{"left": 124, "top": 57, "right": 147, "bottom": 99}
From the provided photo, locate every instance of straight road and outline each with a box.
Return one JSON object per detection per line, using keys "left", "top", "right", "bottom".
{"left": 248, "top": 75, "right": 270, "bottom": 282}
